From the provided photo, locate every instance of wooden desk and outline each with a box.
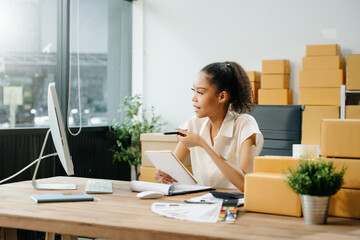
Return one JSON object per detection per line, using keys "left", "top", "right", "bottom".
{"left": 0, "top": 177, "right": 359, "bottom": 240}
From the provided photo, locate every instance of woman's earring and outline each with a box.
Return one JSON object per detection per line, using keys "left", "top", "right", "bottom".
{"left": 229, "top": 103, "right": 233, "bottom": 110}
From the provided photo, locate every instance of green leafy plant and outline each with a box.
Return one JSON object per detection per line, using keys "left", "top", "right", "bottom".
{"left": 286, "top": 160, "right": 346, "bottom": 196}
{"left": 109, "top": 95, "right": 166, "bottom": 180}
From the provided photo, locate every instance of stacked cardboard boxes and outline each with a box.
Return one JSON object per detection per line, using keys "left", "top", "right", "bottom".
{"left": 321, "top": 119, "right": 360, "bottom": 219}
{"left": 244, "top": 121, "right": 360, "bottom": 219}
{"left": 346, "top": 55, "right": 360, "bottom": 90}
{"left": 346, "top": 105, "right": 360, "bottom": 119}
{"left": 244, "top": 156, "right": 302, "bottom": 217}
{"left": 299, "top": 44, "right": 343, "bottom": 145}
{"left": 258, "top": 60, "right": 292, "bottom": 105}
{"left": 345, "top": 55, "right": 360, "bottom": 119}
{"left": 246, "top": 71, "right": 261, "bottom": 103}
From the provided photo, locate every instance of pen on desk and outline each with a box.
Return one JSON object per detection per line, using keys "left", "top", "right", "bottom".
{"left": 184, "top": 200, "right": 216, "bottom": 204}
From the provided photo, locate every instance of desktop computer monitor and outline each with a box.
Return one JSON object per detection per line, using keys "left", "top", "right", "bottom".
{"left": 32, "top": 82, "right": 76, "bottom": 190}
{"left": 48, "top": 82, "right": 74, "bottom": 176}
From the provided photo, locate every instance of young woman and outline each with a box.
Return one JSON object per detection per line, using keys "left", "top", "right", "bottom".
{"left": 155, "top": 61, "right": 263, "bottom": 192}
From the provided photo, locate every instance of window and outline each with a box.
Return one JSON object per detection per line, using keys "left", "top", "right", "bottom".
{"left": 0, "top": 0, "right": 132, "bottom": 129}
{"left": 0, "top": 0, "right": 57, "bottom": 128}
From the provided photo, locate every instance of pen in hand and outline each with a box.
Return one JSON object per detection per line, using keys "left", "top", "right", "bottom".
{"left": 164, "top": 131, "right": 186, "bottom": 137}
{"left": 164, "top": 131, "right": 180, "bottom": 135}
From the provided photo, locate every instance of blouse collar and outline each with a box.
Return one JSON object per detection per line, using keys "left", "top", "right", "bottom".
{"left": 199, "top": 110, "right": 236, "bottom": 138}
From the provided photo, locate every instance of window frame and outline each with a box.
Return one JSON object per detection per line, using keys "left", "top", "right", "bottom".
{"left": 56, "top": 0, "right": 70, "bottom": 126}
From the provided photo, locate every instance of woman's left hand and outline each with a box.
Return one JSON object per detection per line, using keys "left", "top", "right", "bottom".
{"left": 176, "top": 129, "right": 204, "bottom": 148}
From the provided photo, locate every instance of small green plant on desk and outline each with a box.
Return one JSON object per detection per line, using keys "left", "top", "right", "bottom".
{"left": 286, "top": 159, "right": 346, "bottom": 225}
{"left": 109, "top": 95, "right": 166, "bottom": 180}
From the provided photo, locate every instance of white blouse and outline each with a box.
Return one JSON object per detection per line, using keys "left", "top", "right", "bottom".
{"left": 181, "top": 111, "right": 263, "bottom": 189}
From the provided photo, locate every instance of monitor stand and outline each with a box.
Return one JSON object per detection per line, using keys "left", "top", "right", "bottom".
{"left": 32, "top": 129, "right": 76, "bottom": 190}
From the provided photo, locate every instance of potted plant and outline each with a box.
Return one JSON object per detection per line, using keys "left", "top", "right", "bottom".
{"left": 109, "top": 95, "right": 166, "bottom": 180}
{"left": 286, "top": 159, "right": 346, "bottom": 224}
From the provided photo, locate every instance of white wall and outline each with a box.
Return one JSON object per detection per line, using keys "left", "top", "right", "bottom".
{"left": 133, "top": 0, "right": 360, "bottom": 130}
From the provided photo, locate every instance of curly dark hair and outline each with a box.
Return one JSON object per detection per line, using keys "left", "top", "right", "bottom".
{"left": 200, "top": 61, "right": 254, "bottom": 113}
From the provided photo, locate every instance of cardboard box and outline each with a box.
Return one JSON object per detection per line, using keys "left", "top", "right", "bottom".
{"left": 258, "top": 89, "right": 292, "bottom": 105}
{"left": 261, "top": 74, "right": 289, "bottom": 89}
{"left": 329, "top": 188, "right": 360, "bottom": 219}
{"left": 298, "top": 88, "right": 340, "bottom": 106}
{"left": 306, "top": 44, "right": 339, "bottom": 56}
{"left": 302, "top": 56, "right": 343, "bottom": 70}
{"left": 301, "top": 106, "right": 339, "bottom": 145}
{"left": 262, "top": 60, "right": 290, "bottom": 75}
{"left": 250, "top": 81, "right": 260, "bottom": 103}
{"left": 140, "top": 166, "right": 157, "bottom": 182}
{"left": 140, "top": 166, "right": 192, "bottom": 183}
{"left": 140, "top": 166, "right": 192, "bottom": 182}
{"left": 140, "top": 133, "right": 191, "bottom": 167}
{"left": 324, "top": 158, "right": 360, "bottom": 189}
{"left": 346, "top": 55, "right": 360, "bottom": 90}
{"left": 246, "top": 71, "right": 261, "bottom": 82}
{"left": 255, "top": 155, "right": 360, "bottom": 189}
{"left": 244, "top": 172, "right": 302, "bottom": 217}
{"left": 299, "top": 69, "right": 344, "bottom": 88}
{"left": 321, "top": 119, "right": 360, "bottom": 158}
{"left": 254, "top": 156, "right": 299, "bottom": 173}
{"left": 346, "top": 105, "right": 360, "bottom": 119}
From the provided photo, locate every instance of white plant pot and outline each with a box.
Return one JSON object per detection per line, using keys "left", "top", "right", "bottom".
{"left": 301, "top": 195, "right": 330, "bottom": 225}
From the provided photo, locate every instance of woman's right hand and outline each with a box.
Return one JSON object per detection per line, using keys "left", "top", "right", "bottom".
{"left": 154, "top": 169, "right": 178, "bottom": 184}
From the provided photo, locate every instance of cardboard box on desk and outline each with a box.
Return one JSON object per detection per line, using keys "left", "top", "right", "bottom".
{"left": 299, "top": 69, "right": 344, "bottom": 88}
{"left": 262, "top": 60, "right": 290, "bottom": 75}
{"left": 346, "top": 105, "right": 360, "bottom": 119}
{"left": 329, "top": 188, "right": 360, "bottom": 219}
{"left": 244, "top": 172, "right": 302, "bottom": 217}
{"left": 140, "top": 166, "right": 193, "bottom": 183}
{"left": 321, "top": 119, "right": 360, "bottom": 158}
{"left": 346, "top": 55, "right": 360, "bottom": 90}
{"left": 302, "top": 56, "right": 343, "bottom": 70}
{"left": 323, "top": 158, "right": 360, "bottom": 189}
{"left": 254, "top": 156, "right": 299, "bottom": 173}
{"left": 299, "top": 88, "right": 340, "bottom": 106}
{"left": 301, "top": 106, "right": 339, "bottom": 145}
{"left": 140, "top": 166, "right": 157, "bottom": 182}
{"left": 258, "top": 89, "right": 292, "bottom": 105}
{"left": 254, "top": 156, "right": 360, "bottom": 189}
{"left": 140, "top": 133, "right": 191, "bottom": 167}
{"left": 306, "top": 44, "right": 339, "bottom": 57}
{"left": 261, "top": 75, "right": 289, "bottom": 89}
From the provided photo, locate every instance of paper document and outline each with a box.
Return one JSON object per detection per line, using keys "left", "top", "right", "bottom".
{"left": 145, "top": 150, "right": 197, "bottom": 185}
{"left": 151, "top": 202, "right": 222, "bottom": 223}
{"left": 129, "top": 181, "right": 213, "bottom": 196}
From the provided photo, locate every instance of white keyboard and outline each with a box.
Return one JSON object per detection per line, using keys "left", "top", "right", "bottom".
{"left": 85, "top": 179, "right": 113, "bottom": 194}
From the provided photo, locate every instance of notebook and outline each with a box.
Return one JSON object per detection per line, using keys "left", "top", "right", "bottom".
{"left": 31, "top": 192, "right": 94, "bottom": 203}
{"left": 130, "top": 181, "right": 213, "bottom": 196}
{"left": 144, "top": 150, "right": 197, "bottom": 185}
